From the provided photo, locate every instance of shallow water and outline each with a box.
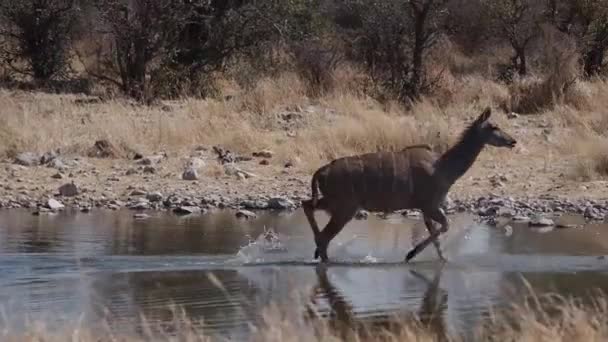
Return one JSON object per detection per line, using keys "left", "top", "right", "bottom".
{"left": 0, "top": 209, "right": 607, "bottom": 339}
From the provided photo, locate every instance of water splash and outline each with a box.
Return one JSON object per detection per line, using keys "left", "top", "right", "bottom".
{"left": 233, "top": 227, "right": 288, "bottom": 264}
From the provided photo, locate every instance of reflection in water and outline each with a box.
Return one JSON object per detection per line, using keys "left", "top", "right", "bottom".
{"left": 307, "top": 264, "right": 448, "bottom": 340}
{"left": 410, "top": 266, "right": 448, "bottom": 341}
{"left": 1, "top": 210, "right": 608, "bottom": 339}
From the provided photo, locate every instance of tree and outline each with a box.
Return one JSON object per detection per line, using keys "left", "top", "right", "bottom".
{"left": 484, "top": 0, "right": 544, "bottom": 77}
{"left": 0, "top": 0, "right": 78, "bottom": 82}
{"left": 89, "top": 0, "right": 192, "bottom": 100}
{"left": 334, "top": 0, "right": 448, "bottom": 102}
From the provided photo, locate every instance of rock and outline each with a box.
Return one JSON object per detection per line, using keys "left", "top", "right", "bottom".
{"left": 130, "top": 189, "right": 147, "bottom": 196}
{"left": 182, "top": 168, "right": 199, "bottom": 181}
{"left": 355, "top": 210, "right": 369, "bottom": 220}
{"left": 137, "top": 155, "right": 164, "bottom": 165}
{"left": 173, "top": 206, "right": 202, "bottom": 215}
{"left": 529, "top": 216, "right": 555, "bottom": 227}
{"left": 146, "top": 192, "right": 163, "bottom": 202}
{"left": 129, "top": 200, "right": 150, "bottom": 210}
{"left": 58, "top": 182, "right": 79, "bottom": 197}
{"left": 241, "top": 199, "right": 268, "bottom": 210}
{"left": 584, "top": 206, "right": 604, "bottom": 220}
{"left": 259, "top": 159, "right": 269, "bottom": 165}
{"left": 51, "top": 173, "right": 63, "bottom": 179}
{"left": 513, "top": 215, "right": 530, "bottom": 222}
{"left": 133, "top": 153, "right": 144, "bottom": 160}
{"left": 236, "top": 209, "right": 257, "bottom": 219}
{"left": 555, "top": 222, "right": 580, "bottom": 229}
{"left": 477, "top": 206, "right": 498, "bottom": 217}
{"left": 46, "top": 198, "right": 65, "bottom": 210}
{"left": 125, "top": 168, "right": 138, "bottom": 176}
{"left": 88, "top": 139, "right": 118, "bottom": 158}
{"left": 185, "top": 157, "right": 205, "bottom": 170}
{"left": 253, "top": 150, "right": 274, "bottom": 158}
{"left": 14, "top": 152, "right": 40, "bottom": 166}
{"left": 507, "top": 112, "right": 519, "bottom": 119}
{"left": 80, "top": 206, "right": 92, "bottom": 213}
{"left": 267, "top": 197, "right": 295, "bottom": 210}
{"left": 143, "top": 166, "right": 156, "bottom": 174}
{"left": 224, "top": 164, "right": 256, "bottom": 179}
{"left": 134, "top": 213, "right": 150, "bottom": 220}
{"left": 40, "top": 151, "right": 58, "bottom": 165}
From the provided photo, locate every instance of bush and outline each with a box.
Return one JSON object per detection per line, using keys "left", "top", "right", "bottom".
{"left": 0, "top": 0, "right": 78, "bottom": 82}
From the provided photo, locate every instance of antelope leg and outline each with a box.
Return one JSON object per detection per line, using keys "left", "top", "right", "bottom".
{"left": 406, "top": 208, "right": 449, "bottom": 263}
{"left": 405, "top": 231, "right": 441, "bottom": 263}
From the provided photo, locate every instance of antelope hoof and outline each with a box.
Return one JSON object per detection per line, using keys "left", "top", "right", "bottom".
{"left": 317, "top": 248, "right": 329, "bottom": 263}
{"left": 405, "top": 248, "right": 418, "bottom": 263}
{"left": 314, "top": 247, "right": 320, "bottom": 259}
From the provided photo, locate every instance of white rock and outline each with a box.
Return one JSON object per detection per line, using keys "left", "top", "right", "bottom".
{"left": 47, "top": 198, "right": 65, "bottom": 210}
{"left": 14, "top": 152, "right": 40, "bottom": 166}
{"left": 529, "top": 216, "right": 555, "bottom": 227}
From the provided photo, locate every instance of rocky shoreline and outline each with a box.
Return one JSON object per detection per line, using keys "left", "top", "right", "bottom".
{"left": 3, "top": 147, "right": 608, "bottom": 227}
{"left": 2, "top": 189, "right": 606, "bottom": 227}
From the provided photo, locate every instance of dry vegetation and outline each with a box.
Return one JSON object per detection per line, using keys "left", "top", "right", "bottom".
{"left": 1, "top": 0, "right": 608, "bottom": 194}
{"left": 2, "top": 290, "right": 608, "bottom": 342}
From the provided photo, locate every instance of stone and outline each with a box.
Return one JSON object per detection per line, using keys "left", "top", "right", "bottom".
{"left": 146, "top": 192, "right": 163, "bottom": 202}
{"left": 182, "top": 168, "right": 198, "bottom": 181}
{"left": 259, "top": 159, "right": 269, "bottom": 165}
{"left": 130, "top": 189, "right": 147, "bottom": 196}
{"left": 58, "top": 182, "right": 79, "bottom": 197}
{"left": 173, "top": 206, "right": 202, "bottom": 215}
{"left": 40, "top": 151, "right": 58, "bottom": 165}
{"left": 126, "top": 168, "right": 138, "bottom": 176}
{"left": 51, "top": 173, "right": 63, "bottom": 179}
{"left": 355, "top": 210, "right": 369, "bottom": 220}
{"left": 236, "top": 209, "right": 257, "bottom": 219}
{"left": 555, "top": 222, "right": 580, "bottom": 229}
{"left": 129, "top": 201, "right": 150, "bottom": 210}
{"left": 46, "top": 198, "right": 65, "bottom": 210}
{"left": 14, "top": 152, "right": 40, "bottom": 166}
{"left": 529, "top": 216, "right": 555, "bottom": 227}
{"left": 143, "top": 166, "right": 156, "bottom": 174}
{"left": 88, "top": 139, "right": 118, "bottom": 158}
{"left": 507, "top": 112, "right": 519, "bottom": 119}
{"left": 185, "top": 157, "right": 205, "bottom": 170}
{"left": 267, "top": 197, "right": 295, "bottom": 210}
{"left": 513, "top": 215, "right": 530, "bottom": 222}
{"left": 134, "top": 213, "right": 150, "bottom": 220}
{"left": 253, "top": 150, "right": 274, "bottom": 158}
{"left": 241, "top": 199, "right": 268, "bottom": 210}
{"left": 137, "top": 155, "right": 164, "bottom": 165}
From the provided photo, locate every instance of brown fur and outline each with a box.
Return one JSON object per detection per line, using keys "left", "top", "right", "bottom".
{"left": 303, "top": 107, "right": 517, "bottom": 262}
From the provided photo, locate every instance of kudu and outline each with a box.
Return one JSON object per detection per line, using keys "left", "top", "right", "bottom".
{"left": 302, "top": 107, "right": 517, "bottom": 263}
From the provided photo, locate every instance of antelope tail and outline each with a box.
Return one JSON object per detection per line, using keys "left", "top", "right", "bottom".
{"left": 310, "top": 166, "right": 326, "bottom": 207}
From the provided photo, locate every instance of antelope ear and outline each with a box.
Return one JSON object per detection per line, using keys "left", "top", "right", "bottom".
{"left": 476, "top": 107, "right": 492, "bottom": 124}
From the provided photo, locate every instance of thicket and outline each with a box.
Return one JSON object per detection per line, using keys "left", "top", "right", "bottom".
{"left": 1, "top": 0, "right": 608, "bottom": 107}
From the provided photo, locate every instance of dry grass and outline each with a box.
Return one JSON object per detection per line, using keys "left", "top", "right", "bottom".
{"left": 0, "top": 71, "right": 467, "bottom": 171}
{"left": 2, "top": 290, "right": 608, "bottom": 342}
{"left": 1, "top": 67, "right": 608, "bottom": 179}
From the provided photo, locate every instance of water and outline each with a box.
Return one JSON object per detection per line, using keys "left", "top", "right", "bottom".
{"left": 0, "top": 209, "right": 608, "bottom": 339}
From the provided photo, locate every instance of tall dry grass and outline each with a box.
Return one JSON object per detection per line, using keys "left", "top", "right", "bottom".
{"left": 2, "top": 290, "right": 608, "bottom": 342}
{"left": 2, "top": 57, "right": 608, "bottom": 177}
{"left": 0, "top": 66, "right": 490, "bottom": 171}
